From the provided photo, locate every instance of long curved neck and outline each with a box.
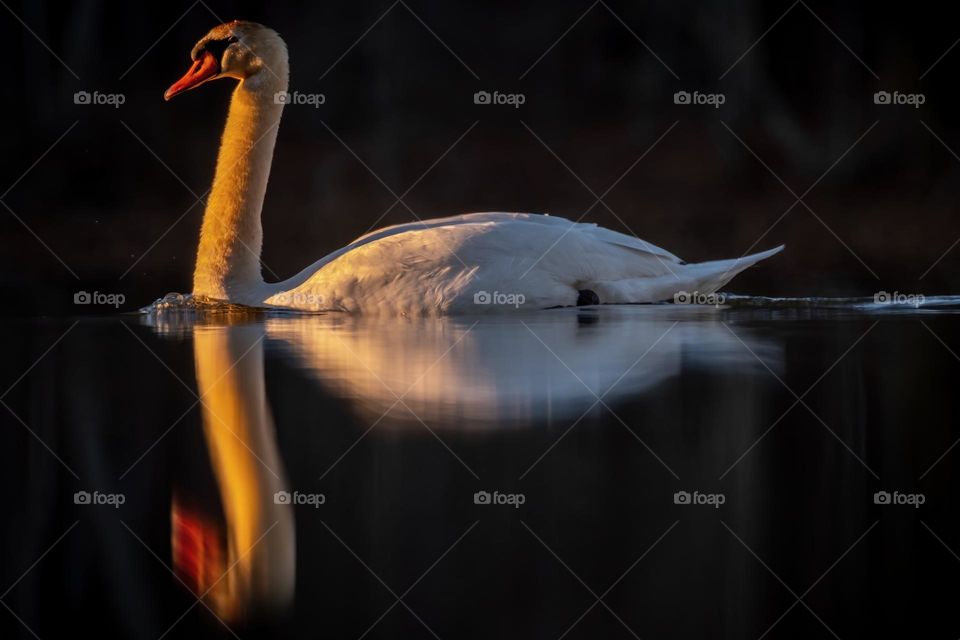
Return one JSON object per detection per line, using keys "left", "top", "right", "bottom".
{"left": 193, "top": 71, "right": 287, "bottom": 300}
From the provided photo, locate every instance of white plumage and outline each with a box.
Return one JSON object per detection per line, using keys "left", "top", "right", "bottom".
{"left": 265, "top": 213, "right": 783, "bottom": 314}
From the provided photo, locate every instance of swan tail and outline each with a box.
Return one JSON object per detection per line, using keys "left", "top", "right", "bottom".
{"left": 586, "top": 245, "right": 784, "bottom": 304}
{"left": 678, "top": 245, "right": 785, "bottom": 295}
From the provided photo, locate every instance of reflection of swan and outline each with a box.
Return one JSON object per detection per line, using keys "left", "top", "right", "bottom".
{"left": 171, "top": 322, "right": 295, "bottom": 621}
{"left": 141, "top": 308, "right": 779, "bottom": 612}
{"left": 162, "top": 20, "right": 782, "bottom": 314}
{"left": 262, "top": 307, "right": 782, "bottom": 426}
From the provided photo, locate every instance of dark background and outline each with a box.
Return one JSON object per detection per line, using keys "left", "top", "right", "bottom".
{"left": 5, "top": 4, "right": 960, "bottom": 638}
{"left": 1, "top": 0, "right": 958, "bottom": 313}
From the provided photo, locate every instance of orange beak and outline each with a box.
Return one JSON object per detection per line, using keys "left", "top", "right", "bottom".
{"left": 164, "top": 51, "right": 220, "bottom": 101}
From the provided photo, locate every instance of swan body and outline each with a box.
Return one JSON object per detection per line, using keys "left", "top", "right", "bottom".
{"left": 165, "top": 21, "right": 782, "bottom": 315}
{"left": 258, "top": 213, "right": 782, "bottom": 314}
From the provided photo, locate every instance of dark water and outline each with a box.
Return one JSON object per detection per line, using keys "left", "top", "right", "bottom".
{"left": 3, "top": 299, "right": 960, "bottom": 639}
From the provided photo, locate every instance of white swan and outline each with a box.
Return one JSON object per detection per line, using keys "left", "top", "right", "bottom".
{"left": 164, "top": 21, "right": 783, "bottom": 315}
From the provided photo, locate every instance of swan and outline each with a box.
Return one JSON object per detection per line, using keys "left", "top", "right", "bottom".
{"left": 164, "top": 20, "right": 783, "bottom": 315}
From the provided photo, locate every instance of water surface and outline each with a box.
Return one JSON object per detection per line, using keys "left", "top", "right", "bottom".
{"left": 3, "top": 298, "right": 960, "bottom": 638}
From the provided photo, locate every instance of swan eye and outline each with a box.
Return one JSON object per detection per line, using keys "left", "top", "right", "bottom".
{"left": 203, "top": 35, "right": 239, "bottom": 61}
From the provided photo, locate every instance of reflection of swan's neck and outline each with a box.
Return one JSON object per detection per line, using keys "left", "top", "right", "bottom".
{"left": 190, "top": 324, "right": 294, "bottom": 618}
{"left": 193, "top": 69, "right": 287, "bottom": 300}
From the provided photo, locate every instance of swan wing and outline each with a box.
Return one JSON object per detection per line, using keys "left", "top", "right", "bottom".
{"left": 282, "top": 212, "right": 683, "bottom": 288}
{"left": 348, "top": 212, "right": 683, "bottom": 262}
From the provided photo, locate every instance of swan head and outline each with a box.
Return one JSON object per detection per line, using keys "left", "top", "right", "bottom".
{"left": 164, "top": 20, "right": 287, "bottom": 100}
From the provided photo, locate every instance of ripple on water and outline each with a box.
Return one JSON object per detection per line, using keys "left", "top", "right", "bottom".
{"left": 137, "top": 291, "right": 960, "bottom": 327}
{"left": 139, "top": 292, "right": 244, "bottom": 313}
{"left": 721, "top": 294, "right": 960, "bottom": 313}
{"left": 138, "top": 292, "right": 271, "bottom": 335}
